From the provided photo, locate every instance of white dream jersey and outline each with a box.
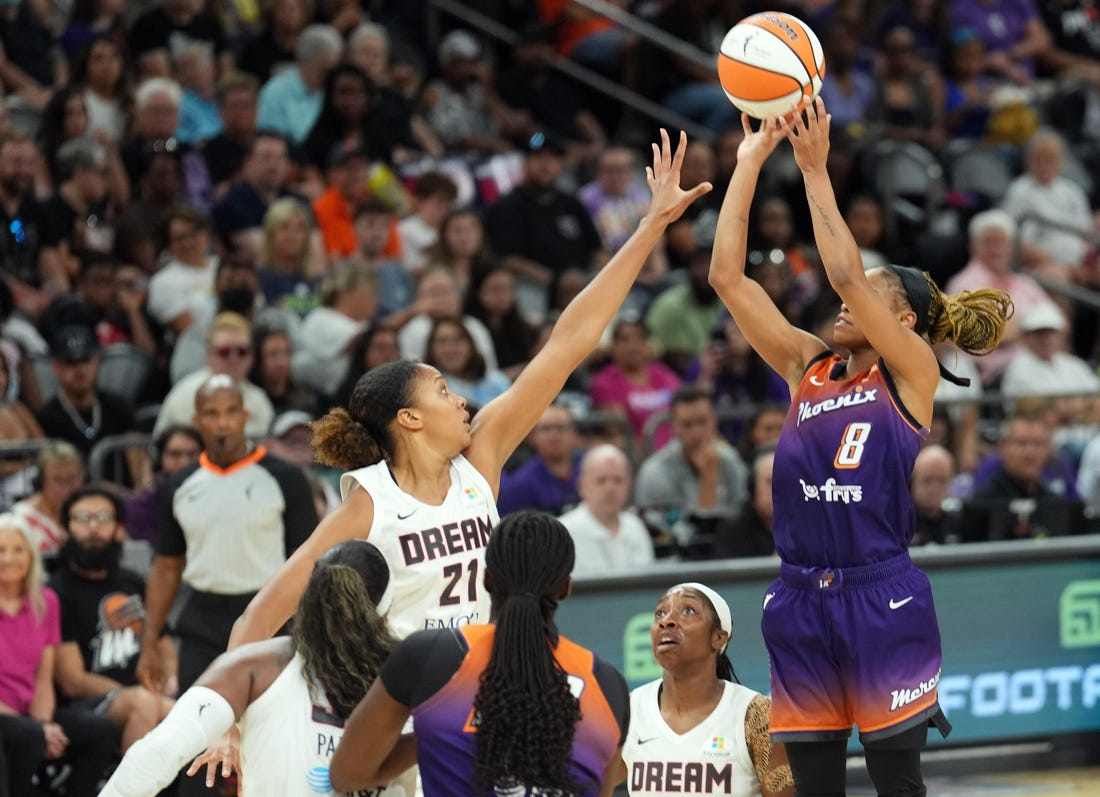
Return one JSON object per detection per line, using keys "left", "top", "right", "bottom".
{"left": 622, "top": 679, "right": 760, "bottom": 797}
{"left": 237, "top": 653, "right": 411, "bottom": 797}
{"left": 340, "top": 454, "right": 499, "bottom": 639}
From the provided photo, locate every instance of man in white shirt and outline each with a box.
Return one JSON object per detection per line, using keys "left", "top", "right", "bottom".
{"left": 154, "top": 312, "right": 274, "bottom": 438}
{"left": 559, "top": 444, "right": 654, "bottom": 576}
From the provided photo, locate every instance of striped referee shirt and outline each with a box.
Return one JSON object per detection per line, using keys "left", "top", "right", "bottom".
{"left": 155, "top": 446, "right": 318, "bottom": 594}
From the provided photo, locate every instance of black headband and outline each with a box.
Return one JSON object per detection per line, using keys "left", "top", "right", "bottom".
{"left": 887, "top": 265, "right": 971, "bottom": 388}
{"left": 888, "top": 265, "right": 931, "bottom": 336}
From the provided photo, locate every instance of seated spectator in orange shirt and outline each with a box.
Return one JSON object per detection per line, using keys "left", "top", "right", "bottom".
{"left": 311, "top": 139, "right": 401, "bottom": 261}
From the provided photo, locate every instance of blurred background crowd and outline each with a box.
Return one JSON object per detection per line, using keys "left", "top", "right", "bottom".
{"left": 0, "top": 0, "right": 1097, "bottom": 565}
{"left": 1, "top": 0, "right": 1100, "bottom": 792}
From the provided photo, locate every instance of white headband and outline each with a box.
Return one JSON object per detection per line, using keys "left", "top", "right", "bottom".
{"left": 671, "top": 582, "right": 732, "bottom": 651}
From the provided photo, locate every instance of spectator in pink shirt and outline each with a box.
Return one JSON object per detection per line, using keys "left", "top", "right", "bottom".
{"left": 945, "top": 209, "right": 1053, "bottom": 385}
{"left": 591, "top": 316, "right": 681, "bottom": 450}
{"left": 0, "top": 514, "right": 116, "bottom": 797}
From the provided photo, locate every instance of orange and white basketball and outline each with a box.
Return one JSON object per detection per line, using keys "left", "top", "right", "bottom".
{"left": 717, "top": 12, "right": 826, "bottom": 119}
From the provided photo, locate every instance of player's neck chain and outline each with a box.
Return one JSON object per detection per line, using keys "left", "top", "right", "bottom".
{"left": 58, "top": 390, "right": 101, "bottom": 441}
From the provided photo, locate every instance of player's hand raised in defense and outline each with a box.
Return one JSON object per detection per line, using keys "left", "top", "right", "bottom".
{"left": 644, "top": 129, "right": 713, "bottom": 227}
{"left": 736, "top": 113, "right": 785, "bottom": 169}
{"left": 779, "top": 95, "right": 831, "bottom": 175}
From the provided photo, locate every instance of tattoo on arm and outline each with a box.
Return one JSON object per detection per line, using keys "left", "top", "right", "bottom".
{"left": 805, "top": 189, "right": 838, "bottom": 238}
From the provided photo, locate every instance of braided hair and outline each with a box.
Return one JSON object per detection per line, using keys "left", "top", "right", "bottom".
{"left": 472, "top": 512, "right": 579, "bottom": 795}
{"left": 882, "top": 265, "right": 1014, "bottom": 354}
{"left": 291, "top": 540, "right": 399, "bottom": 718}
{"left": 311, "top": 359, "right": 423, "bottom": 469}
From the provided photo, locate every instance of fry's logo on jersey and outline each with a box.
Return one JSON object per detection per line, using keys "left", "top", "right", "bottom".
{"left": 797, "top": 386, "right": 877, "bottom": 426}
{"left": 800, "top": 478, "right": 863, "bottom": 503}
{"left": 398, "top": 515, "right": 494, "bottom": 566}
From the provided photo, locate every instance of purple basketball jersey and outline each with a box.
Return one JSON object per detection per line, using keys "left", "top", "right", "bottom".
{"left": 772, "top": 353, "right": 927, "bottom": 566}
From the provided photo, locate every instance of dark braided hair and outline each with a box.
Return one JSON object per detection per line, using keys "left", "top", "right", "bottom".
{"left": 472, "top": 512, "right": 579, "bottom": 795}
{"left": 291, "top": 540, "right": 399, "bottom": 719}
{"left": 311, "top": 359, "right": 422, "bottom": 469}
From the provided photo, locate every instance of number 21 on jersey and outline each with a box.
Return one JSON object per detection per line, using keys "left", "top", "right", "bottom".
{"left": 440, "top": 559, "right": 478, "bottom": 606}
{"left": 834, "top": 422, "right": 871, "bottom": 469}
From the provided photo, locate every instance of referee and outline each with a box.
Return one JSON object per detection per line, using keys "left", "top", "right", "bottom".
{"left": 135, "top": 375, "right": 318, "bottom": 793}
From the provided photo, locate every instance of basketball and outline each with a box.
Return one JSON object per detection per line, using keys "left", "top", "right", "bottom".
{"left": 717, "top": 12, "right": 826, "bottom": 119}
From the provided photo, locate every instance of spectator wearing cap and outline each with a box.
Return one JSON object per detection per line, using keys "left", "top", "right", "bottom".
{"left": 484, "top": 131, "right": 606, "bottom": 313}
{"left": 293, "top": 264, "right": 377, "bottom": 398}
{"left": 210, "top": 131, "right": 293, "bottom": 259}
{"left": 257, "top": 23, "right": 344, "bottom": 146}
{"left": 1001, "top": 302, "right": 1100, "bottom": 425}
{"left": 312, "top": 138, "right": 377, "bottom": 260}
{"left": 264, "top": 409, "right": 314, "bottom": 470}
{"left": 37, "top": 326, "right": 147, "bottom": 475}
{"left": 422, "top": 29, "right": 529, "bottom": 155}
{"left": 946, "top": 209, "right": 1057, "bottom": 385}
{"left": 154, "top": 312, "right": 275, "bottom": 439}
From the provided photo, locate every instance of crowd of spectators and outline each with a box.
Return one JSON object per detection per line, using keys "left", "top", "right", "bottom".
{"left": 1, "top": 0, "right": 1100, "bottom": 790}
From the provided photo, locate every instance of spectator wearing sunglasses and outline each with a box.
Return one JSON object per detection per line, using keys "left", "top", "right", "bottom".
{"left": 153, "top": 312, "right": 275, "bottom": 439}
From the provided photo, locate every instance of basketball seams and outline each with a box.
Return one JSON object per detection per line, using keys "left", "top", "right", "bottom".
{"left": 751, "top": 16, "right": 815, "bottom": 85}
{"left": 717, "top": 54, "right": 804, "bottom": 102}
{"left": 718, "top": 12, "right": 825, "bottom": 120}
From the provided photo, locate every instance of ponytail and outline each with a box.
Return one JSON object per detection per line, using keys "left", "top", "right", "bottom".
{"left": 292, "top": 557, "right": 398, "bottom": 719}
{"left": 312, "top": 359, "right": 423, "bottom": 469}
{"left": 472, "top": 512, "right": 578, "bottom": 796}
{"left": 925, "top": 275, "right": 1014, "bottom": 355}
{"left": 311, "top": 408, "right": 384, "bottom": 470}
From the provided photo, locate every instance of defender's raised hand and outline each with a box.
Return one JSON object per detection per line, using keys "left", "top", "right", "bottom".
{"left": 736, "top": 113, "right": 785, "bottom": 169}
{"left": 644, "top": 129, "right": 713, "bottom": 226}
